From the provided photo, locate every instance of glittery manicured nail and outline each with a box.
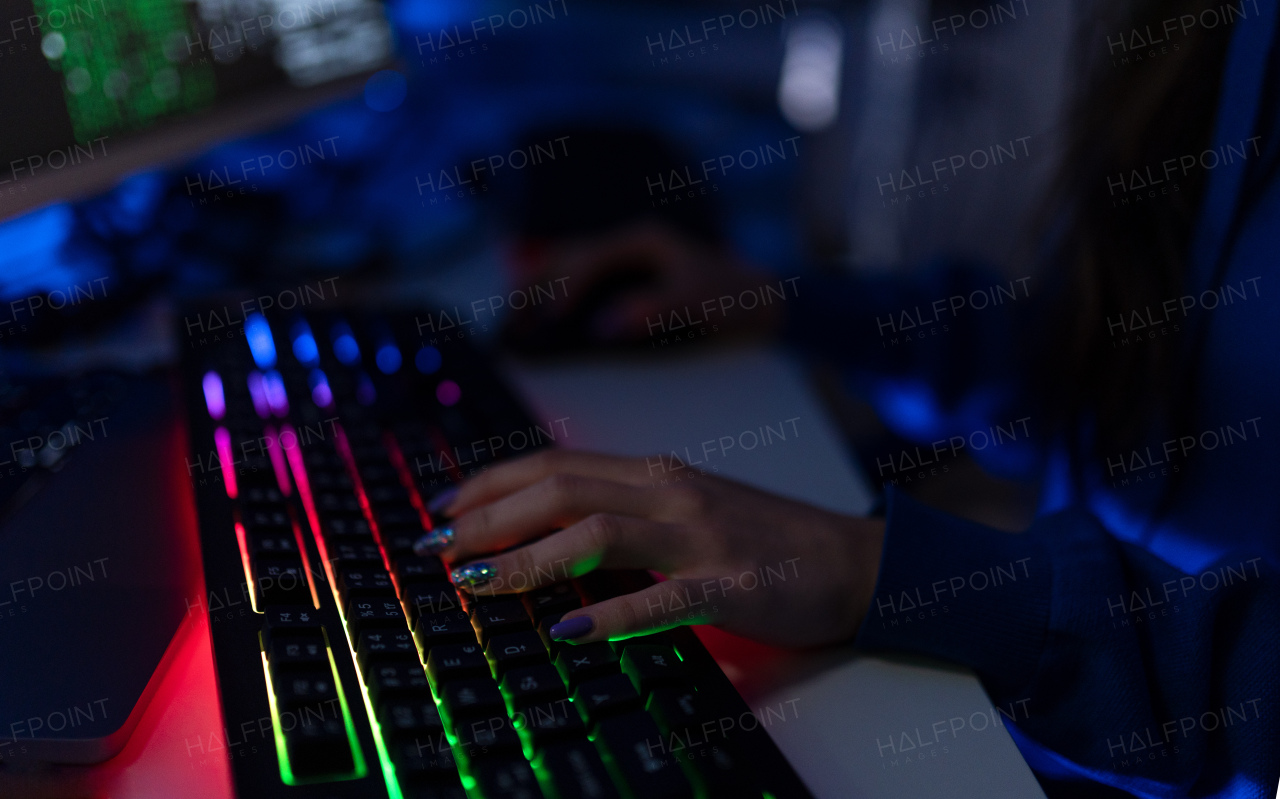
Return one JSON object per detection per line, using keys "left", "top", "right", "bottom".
{"left": 427, "top": 487, "right": 459, "bottom": 516}
{"left": 549, "top": 615, "right": 593, "bottom": 641}
{"left": 451, "top": 562, "right": 497, "bottom": 588}
{"left": 413, "top": 526, "right": 453, "bottom": 556}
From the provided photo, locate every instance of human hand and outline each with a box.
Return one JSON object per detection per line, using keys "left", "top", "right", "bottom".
{"left": 414, "top": 451, "right": 885, "bottom": 647}
{"left": 507, "top": 221, "right": 784, "bottom": 345}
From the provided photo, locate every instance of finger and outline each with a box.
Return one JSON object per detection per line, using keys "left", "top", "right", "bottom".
{"left": 429, "top": 473, "right": 657, "bottom": 561}
{"left": 547, "top": 579, "right": 721, "bottom": 645}
{"left": 591, "top": 289, "right": 678, "bottom": 342}
{"left": 447, "top": 513, "right": 689, "bottom": 594}
{"left": 441, "top": 450, "right": 666, "bottom": 517}
{"left": 539, "top": 225, "right": 678, "bottom": 316}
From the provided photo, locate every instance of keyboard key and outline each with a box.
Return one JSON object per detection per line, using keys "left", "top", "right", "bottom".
{"left": 472, "top": 757, "right": 541, "bottom": 799}
{"left": 247, "top": 529, "right": 299, "bottom": 557}
{"left": 379, "top": 696, "right": 444, "bottom": 742}
{"left": 571, "top": 674, "right": 641, "bottom": 727}
{"left": 243, "top": 508, "right": 290, "bottom": 531}
{"left": 271, "top": 666, "right": 338, "bottom": 709}
{"left": 646, "top": 686, "right": 705, "bottom": 736}
{"left": 535, "top": 739, "right": 619, "bottom": 799}
{"left": 522, "top": 582, "right": 582, "bottom": 621}
{"left": 679, "top": 743, "right": 758, "bottom": 799}
{"left": 396, "top": 555, "right": 447, "bottom": 586}
{"left": 500, "top": 664, "right": 566, "bottom": 709}
{"left": 338, "top": 567, "right": 395, "bottom": 602}
{"left": 253, "top": 557, "right": 310, "bottom": 605}
{"left": 383, "top": 525, "right": 428, "bottom": 560}
{"left": 345, "top": 597, "right": 407, "bottom": 638}
{"left": 406, "top": 582, "right": 463, "bottom": 627}
{"left": 308, "top": 469, "right": 353, "bottom": 492}
{"left": 608, "top": 631, "right": 675, "bottom": 655}
{"left": 426, "top": 642, "right": 489, "bottom": 684}
{"left": 438, "top": 678, "right": 505, "bottom": 729}
{"left": 459, "top": 587, "right": 505, "bottom": 613}
{"left": 619, "top": 645, "right": 685, "bottom": 696}
{"left": 389, "top": 737, "right": 460, "bottom": 783}
{"left": 380, "top": 506, "right": 424, "bottom": 527}
{"left": 471, "top": 600, "right": 533, "bottom": 646}
{"left": 537, "top": 612, "right": 569, "bottom": 659}
{"left": 317, "top": 491, "right": 362, "bottom": 516}
{"left": 484, "top": 631, "right": 548, "bottom": 677}
{"left": 554, "top": 643, "right": 619, "bottom": 691}
{"left": 367, "top": 661, "right": 431, "bottom": 706}
{"left": 366, "top": 483, "right": 409, "bottom": 508}
{"left": 356, "top": 629, "right": 416, "bottom": 674}
{"left": 515, "top": 699, "right": 584, "bottom": 750}
{"left": 401, "top": 781, "right": 468, "bottom": 799}
{"left": 241, "top": 485, "right": 286, "bottom": 506}
{"left": 415, "top": 610, "right": 477, "bottom": 655}
{"left": 267, "top": 632, "right": 327, "bottom": 671}
{"left": 262, "top": 607, "right": 323, "bottom": 649}
{"left": 594, "top": 711, "right": 692, "bottom": 799}
{"left": 331, "top": 541, "right": 383, "bottom": 568}
{"left": 323, "top": 516, "right": 373, "bottom": 540}
{"left": 454, "top": 713, "right": 522, "bottom": 758}
{"left": 283, "top": 715, "right": 354, "bottom": 779}
{"left": 358, "top": 462, "right": 399, "bottom": 485}
{"left": 304, "top": 450, "right": 344, "bottom": 471}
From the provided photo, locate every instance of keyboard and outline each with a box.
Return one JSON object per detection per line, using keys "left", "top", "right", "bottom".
{"left": 180, "top": 307, "right": 813, "bottom": 799}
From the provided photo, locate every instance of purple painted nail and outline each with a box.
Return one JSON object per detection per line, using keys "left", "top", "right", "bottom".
{"left": 427, "top": 486, "right": 459, "bottom": 516}
{"left": 549, "top": 615, "right": 594, "bottom": 641}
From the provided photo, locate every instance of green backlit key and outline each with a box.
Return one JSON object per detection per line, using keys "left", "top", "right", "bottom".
{"left": 470, "top": 600, "right": 534, "bottom": 647}
{"left": 485, "top": 630, "right": 548, "bottom": 678}
{"left": 366, "top": 661, "right": 431, "bottom": 707}
{"left": 454, "top": 712, "right": 523, "bottom": 759}
{"left": 426, "top": 642, "right": 489, "bottom": 683}
{"left": 514, "top": 699, "right": 585, "bottom": 750}
{"left": 535, "top": 739, "right": 620, "bottom": 799}
{"left": 285, "top": 715, "right": 354, "bottom": 780}
{"left": 378, "top": 696, "right": 444, "bottom": 743}
{"left": 554, "top": 643, "right": 619, "bottom": 691}
{"left": 619, "top": 645, "right": 685, "bottom": 696}
{"left": 415, "top": 610, "right": 476, "bottom": 655}
{"left": 345, "top": 597, "right": 407, "bottom": 638}
{"left": 356, "top": 630, "right": 416, "bottom": 675}
{"left": 594, "top": 711, "right": 693, "bottom": 799}
{"left": 645, "top": 685, "right": 704, "bottom": 736}
{"left": 473, "top": 757, "right": 541, "bottom": 799}
{"left": 438, "top": 678, "right": 505, "bottom": 731}
{"left": 571, "top": 674, "right": 641, "bottom": 728}
{"left": 499, "top": 664, "right": 566, "bottom": 709}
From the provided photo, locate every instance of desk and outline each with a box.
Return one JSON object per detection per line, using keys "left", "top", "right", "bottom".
{"left": 5, "top": 345, "right": 1044, "bottom": 799}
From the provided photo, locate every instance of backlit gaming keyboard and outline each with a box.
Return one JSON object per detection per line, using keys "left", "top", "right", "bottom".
{"left": 181, "top": 308, "right": 812, "bottom": 798}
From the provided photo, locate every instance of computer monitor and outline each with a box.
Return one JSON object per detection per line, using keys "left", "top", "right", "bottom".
{"left": 0, "top": 0, "right": 395, "bottom": 221}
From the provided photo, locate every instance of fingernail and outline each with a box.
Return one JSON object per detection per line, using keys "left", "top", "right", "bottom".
{"left": 451, "top": 562, "right": 497, "bottom": 588}
{"left": 549, "top": 615, "right": 593, "bottom": 641}
{"left": 413, "top": 526, "right": 454, "bottom": 556}
{"left": 427, "top": 487, "right": 459, "bottom": 516}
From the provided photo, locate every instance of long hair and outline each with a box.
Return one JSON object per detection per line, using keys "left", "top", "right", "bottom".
{"left": 1032, "top": 0, "right": 1238, "bottom": 486}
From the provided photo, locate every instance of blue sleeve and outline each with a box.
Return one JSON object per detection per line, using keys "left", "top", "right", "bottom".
{"left": 856, "top": 488, "right": 1280, "bottom": 798}
{"left": 782, "top": 264, "right": 1044, "bottom": 478}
